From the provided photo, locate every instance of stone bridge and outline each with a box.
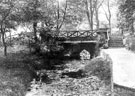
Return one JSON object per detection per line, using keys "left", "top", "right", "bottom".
{"left": 62, "top": 41, "right": 99, "bottom": 59}
{"left": 59, "top": 28, "right": 110, "bottom": 59}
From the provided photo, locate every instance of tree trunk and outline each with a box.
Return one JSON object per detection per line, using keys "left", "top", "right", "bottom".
{"left": 95, "top": 9, "right": 99, "bottom": 29}
{"left": 33, "top": 22, "right": 38, "bottom": 44}
{"left": 10, "top": 31, "right": 12, "bottom": 46}
{"left": 85, "top": 0, "right": 94, "bottom": 30}
{"left": 29, "top": 39, "right": 32, "bottom": 53}
{"left": 58, "top": 0, "right": 67, "bottom": 31}
{"left": 0, "top": 33, "right": 1, "bottom": 46}
{"left": 56, "top": 0, "right": 60, "bottom": 36}
{"left": 2, "top": 34, "right": 7, "bottom": 56}
{"left": 95, "top": 0, "right": 104, "bottom": 30}
{"left": 107, "top": 0, "right": 111, "bottom": 33}
{"left": 90, "top": 0, "right": 93, "bottom": 31}
{"left": 131, "top": 19, "right": 134, "bottom": 34}
{"left": 1, "top": 28, "right": 7, "bottom": 56}
{"left": 85, "top": 0, "right": 91, "bottom": 30}
{"left": 33, "top": 22, "right": 40, "bottom": 53}
{"left": 102, "top": 0, "right": 112, "bottom": 33}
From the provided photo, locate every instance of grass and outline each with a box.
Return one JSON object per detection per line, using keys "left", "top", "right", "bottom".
{"left": 0, "top": 46, "right": 33, "bottom": 96}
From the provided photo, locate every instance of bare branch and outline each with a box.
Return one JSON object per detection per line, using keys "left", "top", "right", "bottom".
{"left": 1, "top": 5, "right": 14, "bottom": 24}
{"left": 58, "top": 0, "right": 68, "bottom": 29}
{"left": 84, "top": 0, "right": 91, "bottom": 29}
{"left": 102, "top": 5, "right": 109, "bottom": 21}
{"left": 97, "top": 0, "right": 104, "bottom": 9}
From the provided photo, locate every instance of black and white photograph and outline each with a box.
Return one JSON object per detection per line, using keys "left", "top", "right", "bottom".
{"left": 0, "top": 0, "right": 135, "bottom": 96}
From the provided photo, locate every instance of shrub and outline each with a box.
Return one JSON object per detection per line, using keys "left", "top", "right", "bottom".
{"left": 82, "top": 57, "right": 111, "bottom": 82}
{"left": 0, "top": 52, "right": 35, "bottom": 96}
{"left": 124, "top": 35, "right": 135, "bottom": 51}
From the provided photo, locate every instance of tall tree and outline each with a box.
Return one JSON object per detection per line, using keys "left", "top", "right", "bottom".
{"left": 0, "top": 0, "right": 17, "bottom": 56}
{"left": 64, "top": 0, "right": 85, "bottom": 30}
{"left": 94, "top": 0, "right": 104, "bottom": 29}
{"left": 102, "top": 0, "right": 112, "bottom": 32}
{"left": 41, "top": 0, "right": 85, "bottom": 31}
{"left": 118, "top": 0, "right": 135, "bottom": 34}
{"left": 17, "top": 0, "right": 45, "bottom": 53}
{"left": 21, "top": 0, "right": 42, "bottom": 44}
{"left": 84, "top": 0, "right": 104, "bottom": 30}
{"left": 84, "top": 0, "right": 95, "bottom": 30}
{"left": 55, "top": 0, "right": 68, "bottom": 35}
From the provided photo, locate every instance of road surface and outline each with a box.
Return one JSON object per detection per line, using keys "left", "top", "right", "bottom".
{"left": 101, "top": 48, "right": 135, "bottom": 89}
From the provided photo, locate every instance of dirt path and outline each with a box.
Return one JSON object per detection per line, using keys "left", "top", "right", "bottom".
{"left": 101, "top": 48, "right": 135, "bottom": 89}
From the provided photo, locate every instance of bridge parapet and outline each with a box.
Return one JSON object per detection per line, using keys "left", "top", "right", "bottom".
{"left": 59, "top": 30, "right": 97, "bottom": 41}
{"left": 58, "top": 29, "right": 110, "bottom": 49}
{"left": 58, "top": 28, "right": 109, "bottom": 42}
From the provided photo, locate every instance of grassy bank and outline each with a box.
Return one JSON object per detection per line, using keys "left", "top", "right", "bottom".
{"left": 0, "top": 47, "right": 33, "bottom": 96}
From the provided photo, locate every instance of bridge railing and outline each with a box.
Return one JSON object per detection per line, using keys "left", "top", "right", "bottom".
{"left": 58, "top": 29, "right": 110, "bottom": 43}
{"left": 59, "top": 30, "right": 96, "bottom": 38}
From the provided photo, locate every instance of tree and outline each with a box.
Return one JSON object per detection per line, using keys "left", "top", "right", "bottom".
{"left": 118, "top": 0, "right": 135, "bottom": 34}
{"left": 21, "top": 0, "right": 41, "bottom": 44}
{"left": 84, "top": 0, "right": 104, "bottom": 30}
{"left": 55, "top": 0, "right": 68, "bottom": 34}
{"left": 64, "top": 0, "right": 85, "bottom": 30}
{"left": 117, "top": 11, "right": 127, "bottom": 34}
{"left": 102, "top": 0, "right": 112, "bottom": 32}
{"left": 84, "top": 0, "right": 94, "bottom": 30}
{"left": 16, "top": 0, "right": 46, "bottom": 53}
{"left": 94, "top": 0, "right": 104, "bottom": 29}
{"left": 40, "top": 0, "right": 85, "bottom": 31}
{"left": 0, "top": 0, "right": 17, "bottom": 56}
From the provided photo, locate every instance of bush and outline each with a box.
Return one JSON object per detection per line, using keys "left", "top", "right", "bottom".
{"left": 0, "top": 52, "right": 34, "bottom": 96}
{"left": 124, "top": 35, "right": 135, "bottom": 51}
{"left": 82, "top": 57, "right": 111, "bottom": 82}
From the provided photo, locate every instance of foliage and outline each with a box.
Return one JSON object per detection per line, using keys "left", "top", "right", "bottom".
{"left": 82, "top": 57, "right": 111, "bottom": 82}
{"left": 39, "top": 27, "right": 66, "bottom": 57}
{"left": 118, "top": 0, "right": 135, "bottom": 33}
{"left": 14, "top": 0, "right": 68, "bottom": 53}
{"left": 0, "top": 0, "right": 18, "bottom": 56}
{"left": 124, "top": 35, "right": 135, "bottom": 51}
{"left": 0, "top": 0, "right": 110, "bottom": 55}
{"left": 0, "top": 51, "right": 33, "bottom": 96}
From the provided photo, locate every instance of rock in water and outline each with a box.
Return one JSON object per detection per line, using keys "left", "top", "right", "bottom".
{"left": 80, "top": 49, "right": 91, "bottom": 60}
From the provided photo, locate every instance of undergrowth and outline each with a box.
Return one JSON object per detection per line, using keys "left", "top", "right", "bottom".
{"left": 0, "top": 51, "right": 33, "bottom": 96}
